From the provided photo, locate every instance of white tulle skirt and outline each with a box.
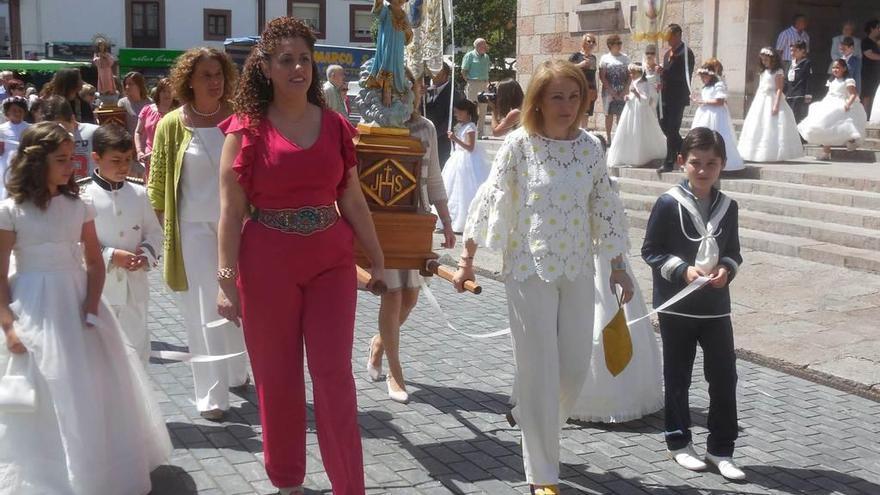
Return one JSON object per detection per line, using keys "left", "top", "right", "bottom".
{"left": 569, "top": 254, "right": 664, "bottom": 423}
{"left": 442, "top": 145, "right": 490, "bottom": 233}
{"left": 607, "top": 96, "right": 667, "bottom": 167}
{"left": 738, "top": 93, "right": 805, "bottom": 162}
{"left": 691, "top": 105, "right": 745, "bottom": 171}
{"left": 0, "top": 258, "right": 171, "bottom": 495}
{"left": 798, "top": 96, "right": 868, "bottom": 146}
{"left": 870, "top": 85, "right": 880, "bottom": 123}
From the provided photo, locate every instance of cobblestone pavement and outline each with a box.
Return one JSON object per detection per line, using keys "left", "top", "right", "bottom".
{"left": 146, "top": 272, "right": 880, "bottom": 494}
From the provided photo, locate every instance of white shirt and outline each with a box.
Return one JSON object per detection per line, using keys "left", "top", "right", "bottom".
{"left": 179, "top": 126, "right": 224, "bottom": 223}
{"left": 0, "top": 121, "right": 30, "bottom": 198}
{"left": 73, "top": 122, "right": 99, "bottom": 179}
{"left": 464, "top": 128, "right": 628, "bottom": 282}
{"left": 80, "top": 174, "right": 164, "bottom": 305}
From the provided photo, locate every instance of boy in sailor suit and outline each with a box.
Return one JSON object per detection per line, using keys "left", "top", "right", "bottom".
{"left": 641, "top": 127, "right": 746, "bottom": 481}
{"left": 79, "top": 124, "right": 163, "bottom": 365}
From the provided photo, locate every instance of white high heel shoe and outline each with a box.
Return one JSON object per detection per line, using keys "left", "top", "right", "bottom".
{"left": 387, "top": 380, "right": 409, "bottom": 404}
{"left": 366, "top": 335, "right": 384, "bottom": 382}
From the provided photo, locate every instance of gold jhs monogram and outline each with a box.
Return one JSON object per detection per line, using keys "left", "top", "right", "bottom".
{"left": 370, "top": 164, "right": 405, "bottom": 197}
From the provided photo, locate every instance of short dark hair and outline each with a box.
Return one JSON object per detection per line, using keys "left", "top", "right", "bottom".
{"left": 93, "top": 123, "right": 134, "bottom": 156}
{"left": 841, "top": 37, "right": 854, "bottom": 48}
{"left": 680, "top": 127, "right": 727, "bottom": 164}
{"left": 865, "top": 19, "right": 880, "bottom": 36}
{"left": 792, "top": 14, "right": 806, "bottom": 24}
{"left": 666, "top": 24, "right": 683, "bottom": 36}
{"left": 42, "top": 95, "right": 74, "bottom": 122}
{"left": 791, "top": 40, "right": 808, "bottom": 51}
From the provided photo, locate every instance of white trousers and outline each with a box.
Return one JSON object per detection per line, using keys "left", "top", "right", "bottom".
{"left": 506, "top": 274, "right": 595, "bottom": 485}
{"left": 179, "top": 221, "right": 249, "bottom": 411}
{"left": 106, "top": 269, "right": 150, "bottom": 366}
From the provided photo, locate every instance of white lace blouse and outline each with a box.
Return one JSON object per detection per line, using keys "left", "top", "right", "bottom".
{"left": 463, "top": 127, "right": 628, "bottom": 282}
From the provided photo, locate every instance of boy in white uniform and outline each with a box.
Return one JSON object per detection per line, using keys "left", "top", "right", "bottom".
{"left": 79, "top": 124, "right": 163, "bottom": 365}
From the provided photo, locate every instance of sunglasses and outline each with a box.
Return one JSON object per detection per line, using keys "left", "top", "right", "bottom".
{"left": 610, "top": 41, "right": 623, "bottom": 46}
{"left": 645, "top": 52, "right": 656, "bottom": 56}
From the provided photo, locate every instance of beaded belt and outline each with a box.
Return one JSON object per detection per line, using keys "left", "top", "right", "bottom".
{"left": 251, "top": 205, "right": 338, "bottom": 235}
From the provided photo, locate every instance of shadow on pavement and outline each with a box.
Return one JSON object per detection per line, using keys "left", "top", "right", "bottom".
{"left": 166, "top": 421, "right": 263, "bottom": 454}
{"left": 149, "top": 465, "right": 197, "bottom": 494}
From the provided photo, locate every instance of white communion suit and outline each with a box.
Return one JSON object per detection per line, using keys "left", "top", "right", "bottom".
{"left": 464, "top": 128, "right": 628, "bottom": 485}
{"left": 80, "top": 172, "right": 163, "bottom": 365}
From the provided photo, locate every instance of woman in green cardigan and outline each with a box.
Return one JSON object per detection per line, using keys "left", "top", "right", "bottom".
{"left": 148, "top": 47, "right": 249, "bottom": 421}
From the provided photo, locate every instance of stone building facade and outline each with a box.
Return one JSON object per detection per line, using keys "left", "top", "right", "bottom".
{"left": 517, "top": 0, "right": 880, "bottom": 120}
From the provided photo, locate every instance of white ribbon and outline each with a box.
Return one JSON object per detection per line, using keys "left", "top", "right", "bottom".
{"left": 422, "top": 274, "right": 729, "bottom": 340}
{"left": 149, "top": 349, "right": 246, "bottom": 364}
{"left": 149, "top": 319, "right": 244, "bottom": 363}
{"left": 421, "top": 283, "right": 512, "bottom": 338}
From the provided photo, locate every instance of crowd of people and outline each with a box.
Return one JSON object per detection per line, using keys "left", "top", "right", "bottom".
{"left": 0, "top": 10, "right": 874, "bottom": 495}
{"left": 567, "top": 15, "right": 880, "bottom": 167}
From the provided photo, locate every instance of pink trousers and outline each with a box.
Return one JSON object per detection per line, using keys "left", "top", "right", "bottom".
{"left": 238, "top": 220, "right": 364, "bottom": 493}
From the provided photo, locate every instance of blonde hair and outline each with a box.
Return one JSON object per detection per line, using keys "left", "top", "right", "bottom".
{"left": 521, "top": 60, "right": 589, "bottom": 136}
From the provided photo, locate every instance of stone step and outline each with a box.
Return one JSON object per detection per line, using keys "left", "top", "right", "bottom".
{"left": 716, "top": 178, "right": 880, "bottom": 210}
{"left": 866, "top": 125, "right": 880, "bottom": 140}
{"left": 621, "top": 191, "right": 880, "bottom": 252}
{"left": 626, "top": 209, "right": 880, "bottom": 274}
{"left": 803, "top": 145, "right": 880, "bottom": 162}
{"left": 756, "top": 167, "right": 880, "bottom": 194}
{"left": 616, "top": 177, "right": 880, "bottom": 230}
{"left": 613, "top": 162, "right": 880, "bottom": 194}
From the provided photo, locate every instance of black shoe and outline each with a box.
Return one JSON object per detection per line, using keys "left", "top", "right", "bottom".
{"left": 657, "top": 163, "right": 673, "bottom": 173}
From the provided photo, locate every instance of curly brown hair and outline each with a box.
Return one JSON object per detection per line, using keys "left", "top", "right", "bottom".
{"left": 169, "top": 47, "right": 238, "bottom": 104}
{"left": 6, "top": 122, "right": 78, "bottom": 209}
{"left": 232, "top": 16, "right": 326, "bottom": 127}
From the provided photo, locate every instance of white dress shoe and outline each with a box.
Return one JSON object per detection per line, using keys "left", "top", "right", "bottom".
{"left": 705, "top": 453, "right": 746, "bottom": 480}
{"left": 667, "top": 444, "right": 708, "bottom": 471}
{"left": 387, "top": 381, "right": 409, "bottom": 403}
{"left": 366, "top": 335, "right": 384, "bottom": 382}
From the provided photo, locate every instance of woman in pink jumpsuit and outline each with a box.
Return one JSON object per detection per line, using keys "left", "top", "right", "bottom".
{"left": 215, "top": 17, "right": 384, "bottom": 495}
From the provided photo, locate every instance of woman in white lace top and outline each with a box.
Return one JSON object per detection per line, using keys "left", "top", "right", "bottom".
{"left": 453, "top": 60, "right": 634, "bottom": 495}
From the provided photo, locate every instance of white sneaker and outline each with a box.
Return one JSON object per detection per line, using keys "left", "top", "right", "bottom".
{"left": 705, "top": 453, "right": 746, "bottom": 480}
{"left": 667, "top": 444, "right": 708, "bottom": 471}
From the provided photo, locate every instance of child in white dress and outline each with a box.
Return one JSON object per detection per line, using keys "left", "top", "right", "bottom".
{"left": 738, "top": 47, "right": 804, "bottom": 162}
{"left": 607, "top": 63, "right": 667, "bottom": 167}
{"left": 0, "top": 97, "right": 30, "bottom": 198}
{"left": 0, "top": 122, "right": 170, "bottom": 495}
{"left": 691, "top": 59, "right": 745, "bottom": 171}
{"left": 441, "top": 99, "right": 489, "bottom": 233}
{"left": 798, "top": 59, "right": 868, "bottom": 160}
{"left": 569, "top": 177, "right": 663, "bottom": 423}
{"left": 79, "top": 125, "right": 163, "bottom": 366}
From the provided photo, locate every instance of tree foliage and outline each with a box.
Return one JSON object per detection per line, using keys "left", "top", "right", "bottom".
{"left": 448, "top": 0, "right": 517, "bottom": 79}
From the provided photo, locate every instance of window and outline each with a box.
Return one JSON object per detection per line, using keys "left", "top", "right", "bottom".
{"left": 288, "top": 0, "right": 326, "bottom": 39}
{"left": 204, "top": 9, "right": 232, "bottom": 41}
{"left": 126, "top": 0, "right": 164, "bottom": 48}
{"left": 350, "top": 5, "right": 373, "bottom": 43}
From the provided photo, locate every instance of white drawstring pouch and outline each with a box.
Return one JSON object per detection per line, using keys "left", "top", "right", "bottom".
{"left": 0, "top": 352, "right": 37, "bottom": 413}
